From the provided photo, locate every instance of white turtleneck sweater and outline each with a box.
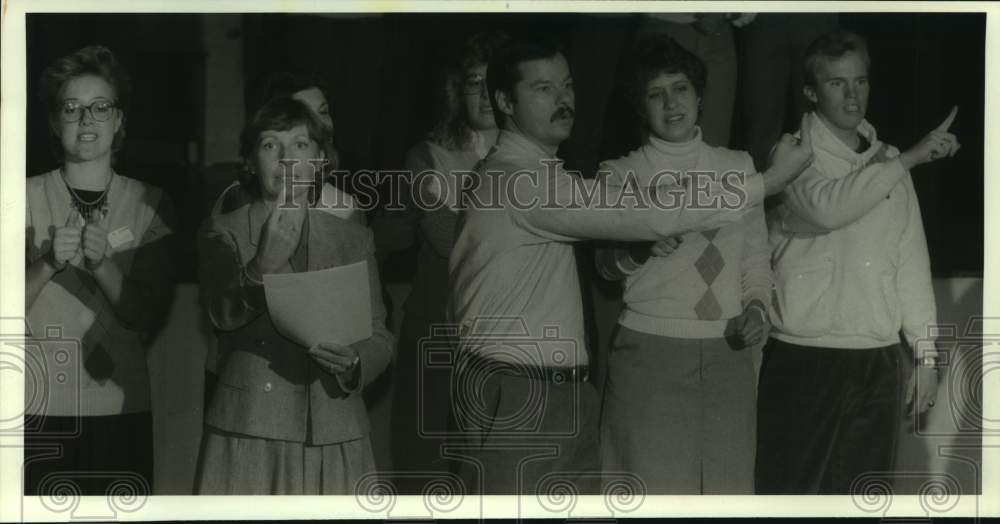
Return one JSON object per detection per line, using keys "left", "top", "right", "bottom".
{"left": 596, "top": 129, "right": 772, "bottom": 338}
{"left": 449, "top": 129, "right": 767, "bottom": 367}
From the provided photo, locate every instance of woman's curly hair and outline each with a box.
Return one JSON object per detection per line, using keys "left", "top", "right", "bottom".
{"left": 427, "top": 30, "right": 509, "bottom": 151}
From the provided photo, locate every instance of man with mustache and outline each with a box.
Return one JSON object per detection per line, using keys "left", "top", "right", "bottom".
{"left": 448, "top": 33, "right": 814, "bottom": 494}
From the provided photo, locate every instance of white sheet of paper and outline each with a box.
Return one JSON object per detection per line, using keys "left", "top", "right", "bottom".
{"left": 263, "top": 261, "right": 371, "bottom": 348}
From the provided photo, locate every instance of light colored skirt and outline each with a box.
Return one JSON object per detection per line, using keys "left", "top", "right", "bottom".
{"left": 600, "top": 326, "right": 756, "bottom": 494}
{"left": 196, "top": 426, "right": 376, "bottom": 495}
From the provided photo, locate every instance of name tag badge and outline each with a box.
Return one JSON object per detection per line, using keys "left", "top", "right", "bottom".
{"left": 107, "top": 227, "right": 134, "bottom": 249}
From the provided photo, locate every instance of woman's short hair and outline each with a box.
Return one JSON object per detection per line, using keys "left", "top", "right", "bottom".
{"left": 39, "top": 45, "right": 131, "bottom": 159}
{"left": 428, "top": 30, "right": 509, "bottom": 151}
{"left": 624, "top": 34, "right": 707, "bottom": 111}
{"left": 252, "top": 70, "right": 340, "bottom": 170}
{"left": 802, "top": 30, "right": 871, "bottom": 88}
{"left": 238, "top": 96, "right": 332, "bottom": 199}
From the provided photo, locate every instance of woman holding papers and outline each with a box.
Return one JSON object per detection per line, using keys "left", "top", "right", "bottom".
{"left": 195, "top": 96, "right": 394, "bottom": 494}
{"left": 595, "top": 35, "right": 778, "bottom": 493}
{"left": 23, "top": 45, "right": 176, "bottom": 495}
{"left": 389, "top": 30, "right": 506, "bottom": 488}
{"left": 203, "top": 72, "right": 354, "bottom": 412}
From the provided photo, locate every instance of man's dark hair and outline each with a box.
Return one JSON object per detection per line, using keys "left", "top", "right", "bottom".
{"left": 486, "top": 33, "right": 563, "bottom": 127}
{"left": 802, "top": 30, "right": 871, "bottom": 88}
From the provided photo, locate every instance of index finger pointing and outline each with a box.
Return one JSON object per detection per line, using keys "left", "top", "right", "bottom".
{"left": 798, "top": 113, "right": 812, "bottom": 148}
{"left": 935, "top": 105, "right": 958, "bottom": 132}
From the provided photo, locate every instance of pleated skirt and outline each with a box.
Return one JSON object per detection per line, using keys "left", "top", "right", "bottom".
{"left": 195, "top": 426, "right": 376, "bottom": 495}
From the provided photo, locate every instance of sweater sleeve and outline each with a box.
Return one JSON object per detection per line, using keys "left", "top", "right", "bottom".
{"left": 594, "top": 241, "right": 649, "bottom": 281}
{"left": 411, "top": 143, "right": 462, "bottom": 258}
{"left": 895, "top": 174, "right": 938, "bottom": 352}
{"left": 740, "top": 202, "right": 772, "bottom": 311}
{"left": 512, "top": 160, "right": 764, "bottom": 243}
{"left": 592, "top": 167, "right": 652, "bottom": 280}
{"left": 349, "top": 250, "right": 395, "bottom": 389}
{"left": 344, "top": 210, "right": 395, "bottom": 389}
{"left": 419, "top": 207, "right": 460, "bottom": 258}
{"left": 112, "top": 191, "right": 178, "bottom": 333}
{"left": 782, "top": 148, "right": 909, "bottom": 231}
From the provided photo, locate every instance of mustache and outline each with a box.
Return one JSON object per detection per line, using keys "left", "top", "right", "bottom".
{"left": 551, "top": 106, "right": 575, "bottom": 122}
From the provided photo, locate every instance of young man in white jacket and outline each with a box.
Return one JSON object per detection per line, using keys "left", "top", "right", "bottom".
{"left": 755, "top": 30, "right": 961, "bottom": 494}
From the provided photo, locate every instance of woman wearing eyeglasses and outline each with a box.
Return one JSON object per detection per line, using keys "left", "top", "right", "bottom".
{"left": 24, "top": 45, "right": 176, "bottom": 495}
{"left": 388, "top": 31, "right": 506, "bottom": 488}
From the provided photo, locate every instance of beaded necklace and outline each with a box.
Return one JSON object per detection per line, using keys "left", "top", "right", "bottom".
{"left": 61, "top": 168, "right": 112, "bottom": 223}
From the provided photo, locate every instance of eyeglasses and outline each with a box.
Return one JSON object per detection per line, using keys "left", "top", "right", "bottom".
{"left": 57, "top": 100, "right": 117, "bottom": 123}
{"left": 462, "top": 74, "right": 487, "bottom": 96}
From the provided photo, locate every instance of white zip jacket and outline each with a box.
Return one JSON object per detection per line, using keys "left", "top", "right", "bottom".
{"left": 768, "top": 112, "right": 937, "bottom": 350}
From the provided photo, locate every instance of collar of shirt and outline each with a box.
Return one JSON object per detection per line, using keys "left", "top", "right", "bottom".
{"left": 643, "top": 127, "right": 706, "bottom": 187}
{"left": 648, "top": 125, "right": 702, "bottom": 156}
{"left": 492, "top": 129, "right": 564, "bottom": 170}
{"left": 471, "top": 130, "right": 492, "bottom": 159}
{"left": 807, "top": 111, "right": 882, "bottom": 163}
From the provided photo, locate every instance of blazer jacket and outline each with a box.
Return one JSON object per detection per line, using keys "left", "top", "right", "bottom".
{"left": 198, "top": 196, "right": 393, "bottom": 445}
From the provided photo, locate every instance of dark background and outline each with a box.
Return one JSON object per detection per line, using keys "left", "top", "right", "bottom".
{"left": 25, "top": 12, "right": 985, "bottom": 278}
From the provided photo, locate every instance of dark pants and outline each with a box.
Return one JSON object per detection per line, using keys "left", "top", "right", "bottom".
{"left": 452, "top": 371, "right": 601, "bottom": 495}
{"left": 23, "top": 412, "right": 154, "bottom": 495}
{"left": 755, "top": 338, "right": 904, "bottom": 494}
{"left": 389, "top": 311, "right": 457, "bottom": 493}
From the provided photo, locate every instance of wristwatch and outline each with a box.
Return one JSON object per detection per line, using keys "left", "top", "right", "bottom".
{"left": 918, "top": 355, "right": 940, "bottom": 369}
